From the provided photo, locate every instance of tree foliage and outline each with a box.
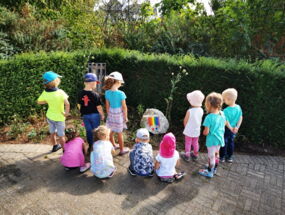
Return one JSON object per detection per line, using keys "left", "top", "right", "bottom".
{"left": 0, "top": 0, "right": 284, "bottom": 60}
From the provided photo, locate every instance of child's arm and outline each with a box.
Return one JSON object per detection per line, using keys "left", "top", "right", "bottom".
{"left": 64, "top": 99, "right": 70, "bottom": 117}
{"left": 233, "top": 116, "right": 243, "bottom": 134}
{"left": 105, "top": 100, "right": 110, "bottom": 114}
{"left": 175, "top": 159, "right": 180, "bottom": 168}
{"left": 203, "top": 126, "right": 209, "bottom": 136}
{"left": 154, "top": 160, "right": 160, "bottom": 170}
{"left": 37, "top": 101, "right": 47, "bottom": 105}
{"left": 183, "top": 111, "right": 190, "bottom": 127}
{"left": 97, "top": 105, "right": 105, "bottom": 121}
{"left": 225, "top": 121, "right": 233, "bottom": 132}
{"left": 122, "top": 100, "right": 128, "bottom": 122}
{"left": 83, "top": 141, "right": 89, "bottom": 155}
{"left": 111, "top": 148, "right": 116, "bottom": 156}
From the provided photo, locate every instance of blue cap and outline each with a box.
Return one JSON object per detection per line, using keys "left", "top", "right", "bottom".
{"left": 43, "top": 71, "right": 62, "bottom": 84}
{"left": 84, "top": 73, "right": 98, "bottom": 82}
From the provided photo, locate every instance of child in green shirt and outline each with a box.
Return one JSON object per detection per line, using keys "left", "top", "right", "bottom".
{"left": 37, "top": 71, "right": 70, "bottom": 152}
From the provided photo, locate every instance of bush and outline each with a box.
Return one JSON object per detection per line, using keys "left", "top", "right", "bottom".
{"left": 0, "top": 49, "right": 284, "bottom": 147}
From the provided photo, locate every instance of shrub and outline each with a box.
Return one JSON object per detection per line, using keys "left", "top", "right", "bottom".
{"left": 0, "top": 48, "right": 284, "bottom": 147}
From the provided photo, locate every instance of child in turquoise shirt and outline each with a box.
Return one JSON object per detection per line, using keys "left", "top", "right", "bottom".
{"left": 220, "top": 88, "right": 243, "bottom": 163}
{"left": 199, "top": 92, "right": 232, "bottom": 178}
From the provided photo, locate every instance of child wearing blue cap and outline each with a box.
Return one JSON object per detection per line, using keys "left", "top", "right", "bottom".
{"left": 78, "top": 73, "right": 105, "bottom": 152}
{"left": 37, "top": 71, "right": 70, "bottom": 152}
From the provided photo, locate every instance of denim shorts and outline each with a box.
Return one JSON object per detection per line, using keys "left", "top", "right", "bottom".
{"left": 47, "top": 118, "right": 65, "bottom": 137}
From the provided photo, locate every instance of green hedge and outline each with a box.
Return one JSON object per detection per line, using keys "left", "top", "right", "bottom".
{"left": 0, "top": 49, "right": 285, "bottom": 147}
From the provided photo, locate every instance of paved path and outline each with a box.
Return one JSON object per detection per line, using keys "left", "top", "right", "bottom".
{"left": 0, "top": 144, "right": 284, "bottom": 215}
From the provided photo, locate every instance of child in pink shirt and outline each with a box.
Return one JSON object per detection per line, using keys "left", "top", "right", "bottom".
{"left": 60, "top": 127, "right": 90, "bottom": 173}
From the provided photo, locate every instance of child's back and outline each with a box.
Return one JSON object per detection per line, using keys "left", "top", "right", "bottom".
{"left": 131, "top": 142, "right": 153, "bottom": 176}
{"left": 156, "top": 150, "right": 179, "bottom": 177}
{"left": 40, "top": 89, "right": 68, "bottom": 121}
{"left": 223, "top": 105, "right": 242, "bottom": 128}
{"left": 60, "top": 137, "right": 85, "bottom": 167}
{"left": 91, "top": 140, "right": 115, "bottom": 178}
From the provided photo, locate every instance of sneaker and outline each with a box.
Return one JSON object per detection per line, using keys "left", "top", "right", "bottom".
{"left": 220, "top": 157, "right": 225, "bottom": 163}
{"left": 114, "top": 144, "right": 120, "bottom": 150}
{"left": 181, "top": 153, "right": 191, "bottom": 162}
{"left": 119, "top": 148, "right": 129, "bottom": 156}
{"left": 80, "top": 163, "right": 91, "bottom": 173}
{"left": 128, "top": 166, "right": 137, "bottom": 176}
{"left": 213, "top": 167, "right": 217, "bottom": 175}
{"left": 174, "top": 171, "right": 186, "bottom": 180}
{"left": 64, "top": 167, "right": 71, "bottom": 171}
{"left": 227, "top": 157, "right": 233, "bottom": 163}
{"left": 51, "top": 144, "right": 62, "bottom": 152}
{"left": 191, "top": 154, "right": 198, "bottom": 161}
{"left": 198, "top": 168, "right": 214, "bottom": 178}
{"left": 148, "top": 170, "right": 154, "bottom": 177}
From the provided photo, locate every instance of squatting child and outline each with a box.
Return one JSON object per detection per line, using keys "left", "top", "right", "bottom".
{"left": 128, "top": 128, "right": 154, "bottom": 177}
{"left": 155, "top": 133, "right": 185, "bottom": 183}
{"left": 90, "top": 125, "right": 116, "bottom": 179}
{"left": 37, "top": 71, "right": 70, "bottom": 152}
{"left": 220, "top": 88, "right": 243, "bottom": 163}
{"left": 181, "top": 90, "right": 205, "bottom": 162}
{"left": 60, "top": 127, "right": 90, "bottom": 173}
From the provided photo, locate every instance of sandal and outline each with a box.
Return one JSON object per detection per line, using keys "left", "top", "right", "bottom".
{"left": 119, "top": 148, "right": 129, "bottom": 156}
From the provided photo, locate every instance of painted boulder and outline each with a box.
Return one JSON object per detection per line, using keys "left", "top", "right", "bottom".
{"left": 140, "top": 109, "right": 169, "bottom": 134}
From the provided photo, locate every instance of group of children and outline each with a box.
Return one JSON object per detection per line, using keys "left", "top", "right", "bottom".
{"left": 37, "top": 70, "right": 242, "bottom": 181}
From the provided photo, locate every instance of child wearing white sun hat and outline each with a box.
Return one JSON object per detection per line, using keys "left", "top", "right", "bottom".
{"left": 181, "top": 90, "right": 205, "bottom": 162}
{"left": 103, "top": 71, "right": 129, "bottom": 156}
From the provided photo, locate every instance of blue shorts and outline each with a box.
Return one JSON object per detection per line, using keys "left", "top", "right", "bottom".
{"left": 47, "top": 118, "right": 65, "bottom": 137}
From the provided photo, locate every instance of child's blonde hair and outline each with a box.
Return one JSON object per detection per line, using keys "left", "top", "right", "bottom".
{"left": 103, "top": 77, "right": 120, "bottom": 90}
{"left": 45, "top": 78, "right": 61, "bottom": 89}
{"left": 205, "top": 92, "right": 223, "bottom": 112}
{"left": 93, "top": 125, "right": 110, "bottom": 141}
{"left": 222, "top": 88, "right": 238, "bottom": 102}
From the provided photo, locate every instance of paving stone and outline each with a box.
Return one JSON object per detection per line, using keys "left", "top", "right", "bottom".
{"left": 0, "top": 144, "right": 284, "bottom": 215}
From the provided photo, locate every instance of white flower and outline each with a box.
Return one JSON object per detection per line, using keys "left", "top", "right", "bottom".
{"left": 182, "top": 69, "right": 186, "bottom": 73}
{"left": 171, "top": 72, "right": 174, "bottom": 76}
{"left": 179, "top": 66, "right": 182, "bottom": 69}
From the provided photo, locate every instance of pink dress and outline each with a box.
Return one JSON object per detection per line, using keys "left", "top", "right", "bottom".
{"left": 60, "top": 137, "right": 85, "bottom": 167}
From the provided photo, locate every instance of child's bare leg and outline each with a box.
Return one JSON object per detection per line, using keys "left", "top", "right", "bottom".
{"left": 59, "top": 136, "right": 65, "bottom": 150}
{"left": 118, "top": 132, "right": 124, "bottom": 151}
{"left": 110, "top": 131, "right": 116, "bottom": 147}
{"left": 51, "top": 133, "right": 57, "bottom": 146}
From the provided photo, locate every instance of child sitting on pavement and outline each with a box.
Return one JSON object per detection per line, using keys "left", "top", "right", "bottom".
{"left": 128, "top": 128, "right": 154, "bottom": 177}
{"left": 60, "top": 127, "right": 90, "bottom": 173}
{"left": 155, "top": 133, "right": 186, "bottom": 183}
{"left": 90, "top": 125, "right": 116, "bottom": 179}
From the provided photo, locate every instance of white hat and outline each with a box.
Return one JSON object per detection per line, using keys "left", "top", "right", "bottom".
{"left": 136, "top": 128, "right": 150, "bottom": 140}
{"left": 108, "top": 71, "right": 124, "bottom": 83}
{"left": 187, "top": 90, "right": 205, "bottom": 107}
